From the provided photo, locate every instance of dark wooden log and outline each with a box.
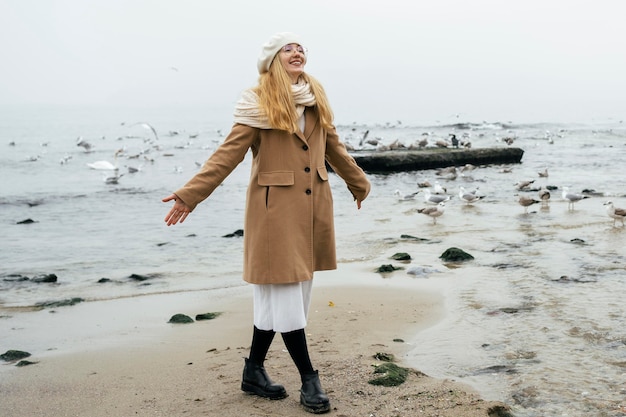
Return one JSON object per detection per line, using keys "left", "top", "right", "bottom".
{"left": 349, "top": 147, "right": 524, "bottom": 173}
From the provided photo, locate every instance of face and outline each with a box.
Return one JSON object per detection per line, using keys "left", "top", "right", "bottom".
{"left": 278, "top": 43, "right": 307, "bottom": 83}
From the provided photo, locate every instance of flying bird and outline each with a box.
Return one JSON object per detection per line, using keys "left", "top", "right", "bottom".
{"left": 76, "top": 137, "right": 93, "bottom": 152}
{"left": 130, "top": 122, "right": 159, "bottom": 142}
{"left": 603, "top": 201, "right": 626, "bottom": 226}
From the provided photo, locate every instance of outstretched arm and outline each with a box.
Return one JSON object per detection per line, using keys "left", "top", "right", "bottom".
{"left": 162, "top": 194, "right": 192, "bottom": 226}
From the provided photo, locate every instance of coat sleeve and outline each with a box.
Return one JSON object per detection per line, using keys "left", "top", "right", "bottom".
{"left": 324, "top": 126, "right": 371, "bottom": 202}
{"left": 174, "top": 123, "right": 258, "bottom": 211}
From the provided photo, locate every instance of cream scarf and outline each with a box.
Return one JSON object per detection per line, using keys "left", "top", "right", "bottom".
{"left": 233, "top": 81, "right": 316, "bottom": 129}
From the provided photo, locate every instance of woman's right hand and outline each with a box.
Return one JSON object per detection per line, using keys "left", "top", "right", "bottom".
{"left": 162, "top": 194, "right": 192, "bottom": 226}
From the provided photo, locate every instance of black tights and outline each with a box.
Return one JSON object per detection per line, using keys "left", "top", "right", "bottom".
{"left": 249, "top": 326, "right": 314, "bottom": 375}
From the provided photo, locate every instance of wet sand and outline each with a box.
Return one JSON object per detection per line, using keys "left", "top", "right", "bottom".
{"left": 0, "top": 265, "right": 511, "bottom": 417}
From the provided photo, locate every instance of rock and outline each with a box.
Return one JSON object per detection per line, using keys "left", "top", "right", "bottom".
{"left": 17, "top": 218, "right": 36, "bottom": 224}
{"left": 31, "top": 273, "right": 58, "bottom": 283}
{"left": 391, "top": 252, "right": 411, "bottom": 261}
{"left": 195, "top": 312, "right": 221, "bottom": 321}
{"left": 351, "top": 147, "right": 524, "bottom": 173}
{"left": 35, "top": 298, "right": 84, "bottom": 309}
{"left": 128, "top": 273, "right": 160, "bottom": 281}
{"left": 97, "top": 278, "right": 112, "bottom": 283}
{"left": 2, "top": 274, "right": 29, "bottom": 282}
{"left": 471, "top": 365, "right": 517, "bottom": 375}
{"left": 400, "top": 234, "right": 429, "bottom": 242}
{"left": 368, "top": 362, "right": 409, "bottom": 387}
{"left": 406, "top": 266, "right": 441, "bottom": 277}
{"left": 376, "top": 264, "right": 402, "bottom": 273}
{"left": 373, "top": 352, "right": 395, "bottom": 362}
{"left": 222, "top": 229, "right": 244, "bottom": 238}
{"left": 487, "top": 405, "right": 516, "bottom": 417}
{"left": 168, "top": 313, "right": 194, "bottom": 324}
{"left": 1, "top": 350, "right": 31, "bottom": 362}
{"left": 16, "top": 360, "right": 38, "bottom": 367}
{"left": 439, "top": 247, "right": 474, "bottom": 262}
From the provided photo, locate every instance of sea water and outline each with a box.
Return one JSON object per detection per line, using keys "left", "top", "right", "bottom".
{"left": 1, "top": 104, "right": 625, "bottom": 416}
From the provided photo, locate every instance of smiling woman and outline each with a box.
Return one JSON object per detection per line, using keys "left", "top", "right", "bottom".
{"left": 161, "top": 31, "right": 371, "bottom": 414}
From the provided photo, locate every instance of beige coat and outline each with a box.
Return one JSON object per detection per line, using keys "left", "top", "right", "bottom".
{"left": 174, "top": 108, "right": 370, "bottom": 284}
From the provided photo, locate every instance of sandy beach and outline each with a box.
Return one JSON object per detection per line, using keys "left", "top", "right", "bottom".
{"left": 1, "top": 265, "right": 511, "bottom": 417}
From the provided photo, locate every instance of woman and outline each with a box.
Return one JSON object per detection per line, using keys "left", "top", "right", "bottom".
{"left": 162, "top": 32, "right": 370, "bottom": 414}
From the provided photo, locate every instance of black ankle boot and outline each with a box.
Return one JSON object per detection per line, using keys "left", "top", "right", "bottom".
{"left": 300, "top": 370, "right": 330, "bottom": 414}
{"left": 241, "top": 358, "right": 287, "bottom": 400}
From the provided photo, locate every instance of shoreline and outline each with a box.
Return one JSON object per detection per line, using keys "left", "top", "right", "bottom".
{"left": 0, "top": 264, "right": 512, "bottom": 416}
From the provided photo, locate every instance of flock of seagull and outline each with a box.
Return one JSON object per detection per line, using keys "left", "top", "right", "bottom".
{"left": 395, "top": 167, "right": 626, "bottom": 227}
{"left": 51, "top": 121, "right": 626, "bottom": 228}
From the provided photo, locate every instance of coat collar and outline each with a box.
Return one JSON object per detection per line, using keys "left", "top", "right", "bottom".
{"left": 295, "top": 107, "right": 318, "bottom": 143}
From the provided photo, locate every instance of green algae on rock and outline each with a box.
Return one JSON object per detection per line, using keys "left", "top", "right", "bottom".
{"left": 368, "top": 362, "right": 409, "bottom": 387}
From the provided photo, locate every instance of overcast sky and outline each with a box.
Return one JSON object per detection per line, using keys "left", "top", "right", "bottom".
{"left": 1, "top": 0, "right": 624, "bottom": 125}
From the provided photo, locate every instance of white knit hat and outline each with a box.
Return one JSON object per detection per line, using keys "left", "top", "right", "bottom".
{"left": 257, "top": 32, "right": 303, "bottom": 74}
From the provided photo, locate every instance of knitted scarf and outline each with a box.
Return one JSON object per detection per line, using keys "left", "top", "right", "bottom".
{"left": 233, "top": 81, "right": 316, "bottom": 129}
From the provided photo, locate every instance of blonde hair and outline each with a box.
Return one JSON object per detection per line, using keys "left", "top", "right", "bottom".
{"left": 253, "top": 58, "right": 334, "bottom": 133}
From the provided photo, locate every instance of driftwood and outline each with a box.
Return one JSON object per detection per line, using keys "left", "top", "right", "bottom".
{"left": 348, "top": 147, "right": 524, "bottom": 173}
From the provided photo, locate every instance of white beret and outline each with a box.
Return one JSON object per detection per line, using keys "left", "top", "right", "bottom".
{"left": 257, "top": 32, "right": 303, "bottom": 74}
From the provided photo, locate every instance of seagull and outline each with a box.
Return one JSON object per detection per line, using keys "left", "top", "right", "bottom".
{"left": 103, "top": 172, "right": 124, "bottom": 184}
{"left": 436, "top": 167, "right": 458, "bottom": 180}
{"left": 418, "top": 202, "right": 446, "bottom": 224}
{"left": 538, "top": 168, "right": 549, "bottom": 178}
{"left": 459, "top": 187, "right": 484, "bottom": 205}
{"left": 130, "top": 122, "right": 159, "bottom": 142}
{"left": 538, "top": 187, "right": 551, "bottom": 206}
{"left": 460, "top": 164, "right": 476, "bottom": 173}
{"left": 518, "top": 196, "right": 540, "bottom": 213}
{"left": 394, "top": 189, "right": 419, "bottom": 201}
{"left": 562, "top": 187, "right": 589, "bottom": 210}
{"left": 515, "top": 179, "right": 535, "bottom": 190}
{"left": 87, "top": 160, "right": 118, "bottom": 170}
{"left": 422, "top": 188, "right": 451, "bottom": 205}
{"left": 433, "top": 181, "right": 447, "bottom": 194}
{"left": 603, "top": 201, "right": 626, "bottom": 226}
{"left": 76, "top": 136, "right": 93, "bottom": 152}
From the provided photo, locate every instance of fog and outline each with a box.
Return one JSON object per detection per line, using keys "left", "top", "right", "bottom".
{"left": 1, "top": 0, "right": 624, "bottom": 124}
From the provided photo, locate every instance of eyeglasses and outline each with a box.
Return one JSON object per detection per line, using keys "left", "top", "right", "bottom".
{"left": 281, "top": 44, "right": 307, "bottom": 54}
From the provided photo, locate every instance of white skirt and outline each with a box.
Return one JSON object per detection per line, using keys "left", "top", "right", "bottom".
{"left": 252, "top": 280, "right": 313, "bottom": 333}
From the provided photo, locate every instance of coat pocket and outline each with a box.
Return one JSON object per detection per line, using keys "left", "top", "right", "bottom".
{"left": 258, "top": 171, "right": 295, "bottom": 186}
{"left": 316, "top": 166, "right": 329, "bottom": 181}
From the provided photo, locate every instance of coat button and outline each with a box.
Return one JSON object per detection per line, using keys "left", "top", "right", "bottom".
{"left": 302, "top": 145, "right": 309, "bottom": 151}
{"left": 304, "top": 167, "right": 311, "bottom": 173}
{"left": 305, "top": 189, "right": 312, "bottom": 195}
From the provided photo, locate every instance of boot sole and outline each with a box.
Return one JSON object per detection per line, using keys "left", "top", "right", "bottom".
{"left": 301, "top": 399, "right": 331, "bottom": 414}
{"left": 241, "top": 382, "right": 288, "bottom": 400}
